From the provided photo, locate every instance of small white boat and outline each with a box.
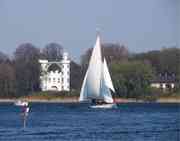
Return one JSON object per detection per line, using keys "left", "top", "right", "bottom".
{"left": 79, "top": 34, "right": 117, "bottom": 109}
{"left": 90, "top": 103, "right": 117, "bottom": 109}
{"left": 14, "top": 100, "right": 28, "bottom": 106}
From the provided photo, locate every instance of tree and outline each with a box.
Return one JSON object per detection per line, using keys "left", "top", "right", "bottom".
{"left": 110, "top": 61, "right": 154, "bottom": 99}
{"left": 133, "top": 50, "right": 161, "bottom": 72}
{"left": 0, "top": 62, "right": 16, "bottom": 98}
{"left": 0, "top": 51, "right": 16, "bottom": 98}
{"left": 14, "top": 43, "right": 40, "bottom": 96}
{"left": 81, "top": 43, "right": 128, "bottom": 73}
{"left": 0, "top": 51, "right": 9, "bottom": 63}
{"left": 70, "top": 61, "right": 83, "bottom": 90}
{"left": 41, "top": 43, "right": 63, "bottom": 61}
{"left": 102, "top": 43, "right": 128, "bottom": 63}
{"left": 158, "top": 48, "right": 180, "bottom": 74}
{"left": 134, "top": 47, "right": 180, "bottom": 75}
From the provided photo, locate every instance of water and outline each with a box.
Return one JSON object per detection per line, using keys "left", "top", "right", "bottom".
{"left": 0, "top": 103, "right": 179, "bottom": 141}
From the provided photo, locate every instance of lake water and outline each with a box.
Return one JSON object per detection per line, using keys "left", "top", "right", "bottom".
{"left": 0, "top": 103, "right": 179, "bottom": 141}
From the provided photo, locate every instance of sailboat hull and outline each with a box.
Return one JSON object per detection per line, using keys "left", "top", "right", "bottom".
{"left": 90, "top": 103, "right": 117, "bottom": 109}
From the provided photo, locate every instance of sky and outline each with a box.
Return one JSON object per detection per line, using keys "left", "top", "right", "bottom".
{"left": 0, "top": 0, "right": 178, "bottom": 61}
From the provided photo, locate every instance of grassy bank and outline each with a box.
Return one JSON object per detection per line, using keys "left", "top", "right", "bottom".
{"left": 21, "top": 91, "right": 79, "bottom": 100}
{"left": 20, "top": 90, "right": 180, "bottom": 103}
{"left": 0, "top": 90, "right": 180, "bottom": 103}
{"left": 156, "top": 92, "right": 180, "bottom": 103}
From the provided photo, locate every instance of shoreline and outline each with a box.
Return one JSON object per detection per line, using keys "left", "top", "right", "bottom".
{"left": 0, "top": 97, "right": 180, "bottom": 103}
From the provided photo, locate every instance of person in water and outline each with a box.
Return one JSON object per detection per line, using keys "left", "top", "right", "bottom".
{"left": 21, "top": 105, "right": 29, "bottom": 115}
{"left": 21, "top": 103, "right": 29, "bottom": 128}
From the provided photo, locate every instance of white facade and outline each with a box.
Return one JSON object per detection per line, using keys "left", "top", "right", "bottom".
{"left": 150, "top": 82, "right": 175, "bottom": 90}
{"left": 39, "top": 52, "right": 70, "bottom": 91}
{"left": 150, "top": 83, "right": 161, "bottom": 89}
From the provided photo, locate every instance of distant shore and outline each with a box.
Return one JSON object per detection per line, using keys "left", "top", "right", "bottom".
{"left": 0, "top": 97, "right": 180, "bottom": 103}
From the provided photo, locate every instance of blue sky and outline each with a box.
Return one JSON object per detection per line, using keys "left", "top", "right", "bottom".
{"left": 0, "top": 0, "right": 178, "bottom": 61}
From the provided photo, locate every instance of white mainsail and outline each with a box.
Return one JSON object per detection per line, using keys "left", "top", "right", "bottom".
{"left": 79, "top": 35, "right": 115, "bottom": 103}
{"left": 79, "top": 69, "right": 88, "bottom": 101}
{"left": 86, "top": 35, "right": 102, "bottom": 99}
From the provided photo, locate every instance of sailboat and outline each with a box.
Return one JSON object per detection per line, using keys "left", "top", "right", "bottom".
{"left": 14, "top": 100, "right": 28, "bottom": 106}
{"left": 79, "top": 35, "right": 117, "bottom": 108}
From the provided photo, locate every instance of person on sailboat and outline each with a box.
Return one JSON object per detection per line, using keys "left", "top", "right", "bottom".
{"left": 92, "top": 99, "right": 106, "bottom": 105}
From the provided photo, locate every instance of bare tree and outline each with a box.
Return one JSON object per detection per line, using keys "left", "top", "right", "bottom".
{"left": 81, "top": 43, "right": 129, "bottom": 71}
{"left": 0, "top": 62, "right": 16, "bottom": 97}
{"left": 41, "top": 43, "right": 63, "bottom": 61}
{"left": 14, "top": 43, "right": 40, "bottom": 96}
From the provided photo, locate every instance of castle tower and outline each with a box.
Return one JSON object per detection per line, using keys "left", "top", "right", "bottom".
{"left": 61, "top": 52, "right": 70, "bottom": 91}
{"left": 39, "top": 52, "right": 70, "bottom": 92}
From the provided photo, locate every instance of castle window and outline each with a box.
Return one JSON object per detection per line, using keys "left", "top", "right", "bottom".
{"left": 53, "top": 78, "right": 56, "bottom": 82}
{"left": 49, "top": 78, "right": 51, "bottom": 83}
{"left": 58, "top": 78, "right": 60, "bottom": 83}
{"left": 48, "top": 64, "right": 61, "bottom": 72}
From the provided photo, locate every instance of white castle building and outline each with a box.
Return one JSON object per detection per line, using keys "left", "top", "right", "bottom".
{"left": 39, "top": 52, "right": 70, "bottom": 91}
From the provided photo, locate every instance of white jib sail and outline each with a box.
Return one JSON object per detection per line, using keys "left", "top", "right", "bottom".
{"left": 100, "top": 58, "right": 114, "bottom": 103}
{"left": 103, "top": 58, "right": 115, "bottom": 92}
{"left": 86, "top": 35, "right": 102, "bottom": 99}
